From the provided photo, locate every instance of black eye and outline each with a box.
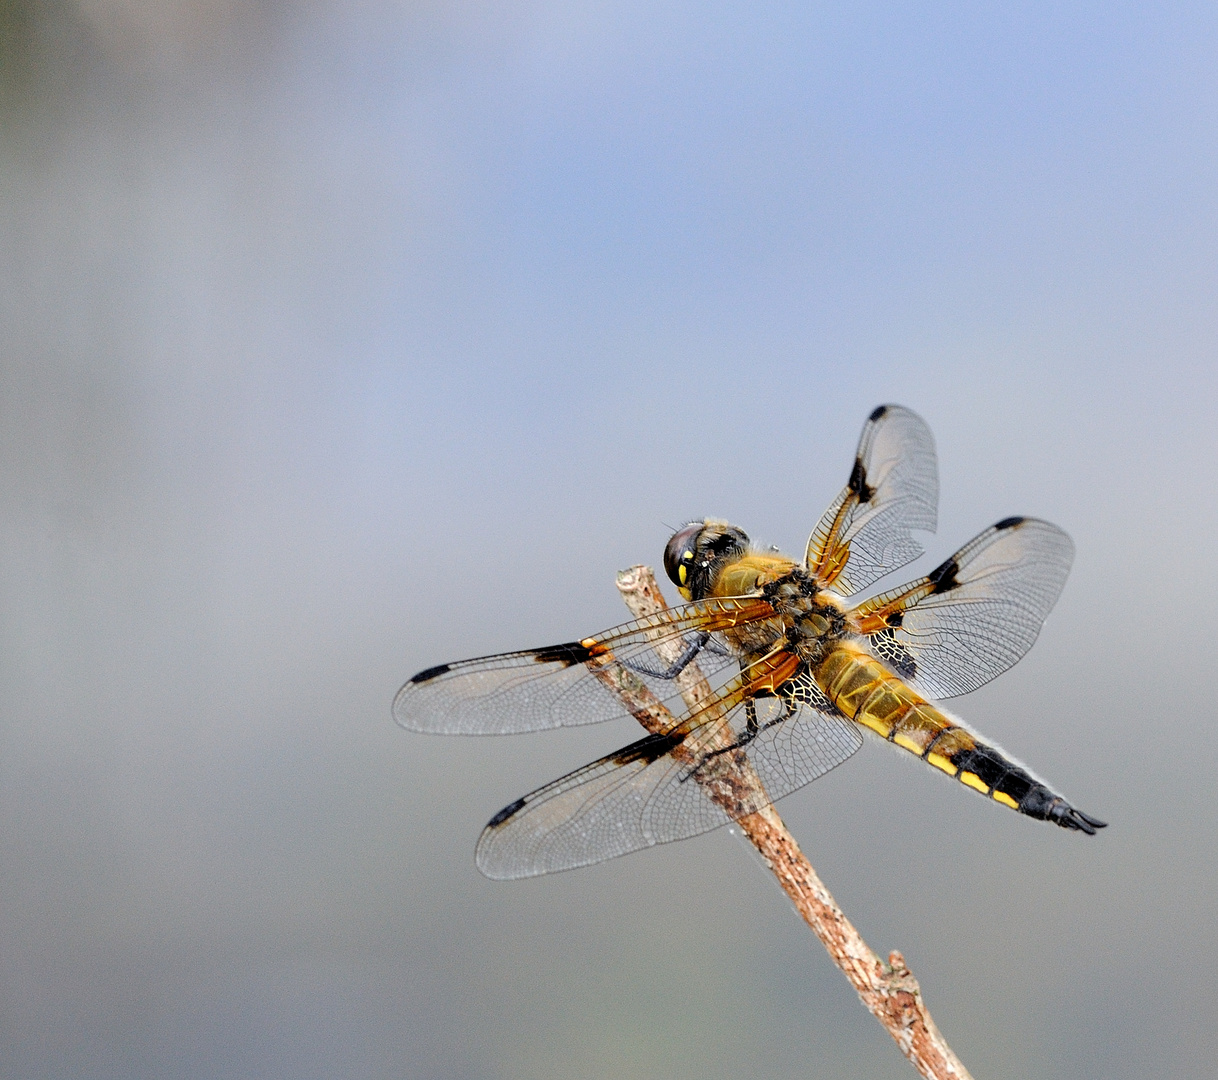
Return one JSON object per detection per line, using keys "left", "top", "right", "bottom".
{"left": 664, "top": 523, "right": 702, "bottom": 588}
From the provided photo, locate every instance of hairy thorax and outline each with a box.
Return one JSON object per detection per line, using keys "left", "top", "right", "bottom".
{"left": 710, "top": 553, "right": 849, "bottom": 666}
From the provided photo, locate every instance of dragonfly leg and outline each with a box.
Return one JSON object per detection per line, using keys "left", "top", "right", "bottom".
{"left": 745, "top": 698, "right": 759, "bottom": 738}
{"left": 700, "top": 695, "right": 797, "bottom": 764}
{"left": 678, "top": 699, "right": 759, "bottom": 784}
{"left": 758, "top": 696, "right": 798, "bottom": 734}
{"left": 620, "top": 632, "right": 710, "bottom": 680}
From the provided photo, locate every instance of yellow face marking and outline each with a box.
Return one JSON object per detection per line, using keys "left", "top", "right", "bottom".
{"left": 893, "top": 733, "right": 924, "bottom": 754}
{"left": 926, "top": 752, "right": 957, "bottom": 776}
{"left": 677, "top": 586, "right": 691, "bottom": 601}
{"left": 682, "top": 550, "right": 693, "bottom": 561}
{"left": 678, "top": 564, "right": 687, "bottom": 585}
{"left": 959, "top": 770, "right": 989, "bottom": 794}
{"left": 993, "top": 791, "right": 1019, "bottom": 810}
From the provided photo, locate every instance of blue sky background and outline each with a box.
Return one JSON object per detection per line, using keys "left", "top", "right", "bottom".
{"left": 1, "top": 1, "right": 1216, "bottom": 1077}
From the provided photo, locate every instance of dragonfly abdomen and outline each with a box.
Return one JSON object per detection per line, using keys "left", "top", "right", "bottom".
{"left": 813, "top": 646, "right": 1105, "bottom": 834}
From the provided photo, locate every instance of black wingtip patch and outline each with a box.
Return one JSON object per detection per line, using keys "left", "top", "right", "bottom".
{"left": 927, "top": 556, "right": 960, "bottom": 594}
{"left": 994, "top": 515, "right": 1025, "bottom": 530}
{"left": 411, "top": 663, "right": 451, "bottom": 684}
{"left": 486, "top": 796, "right": 527, "bottom": 829}
{"left": 869, "top": 404, "right": 888, "bottom": 421}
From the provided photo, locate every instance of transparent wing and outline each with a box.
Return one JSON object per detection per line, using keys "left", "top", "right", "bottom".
{"left": 805, "top": 404, "right": 938, "bottom": 596}
{"left": 848, "top": 517, "right": 1073, "bottom": 699}
{"left": 393, "top": 597, "right": 774, "bottom": 734}
{"left": 474, "top": 679, "right": 862, "bottom": 879}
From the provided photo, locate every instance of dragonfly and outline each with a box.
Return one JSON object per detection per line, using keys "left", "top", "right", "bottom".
{"left": 395, "top": 405, "right": 1106, "bottom": 879}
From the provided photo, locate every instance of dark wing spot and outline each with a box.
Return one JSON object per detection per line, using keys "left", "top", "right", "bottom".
{"left": 410, "top": 663, "right": 451, "bottom": 684}
{"left": 869, "top": 404, "right": 888, "bottom": 422}
{"left": 611, "top": 730, "right": 686, "bottom": 767}
{"left": 848, "top": 458, "right": 875, "bottom": 502}
{"left": 994, "top": 516, "right": 1025, "bottom": 530}
{"left": 531, "top": 641, "right": 597, "bottom": 667}
{"left": 927, "top": 556, "right": 960, "bottom": 594}
{"left": 486, "top": 796, "right": 527, "bottom": 828}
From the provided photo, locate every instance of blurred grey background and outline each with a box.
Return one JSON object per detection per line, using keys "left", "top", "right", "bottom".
{"left": 1, "top": 1, "right": 1215, "bottom": 1078}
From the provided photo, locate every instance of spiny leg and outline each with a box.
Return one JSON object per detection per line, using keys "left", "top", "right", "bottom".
{"left": 703, "top": 695, "right": 797, "bottom": 761}
{"left": 620, "top": 632, "right": 710, "bottom": 680}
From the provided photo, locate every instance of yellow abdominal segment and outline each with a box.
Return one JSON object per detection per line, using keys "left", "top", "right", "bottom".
{"left": 813, "top": 645, "right": 1022, "bottom": 811}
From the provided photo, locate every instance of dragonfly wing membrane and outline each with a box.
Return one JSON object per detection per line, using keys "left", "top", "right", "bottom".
{"left": 475, "top": 728, "right": 736, "bottom": 879}
{"left": 851, "top": 517, "right": 1074, "bottom": 699}
{"left": 741, "top": 675, "right": 864, "bottom": 799}
{"left": 396, "top": 404, "right": 1102, "bottom": 873}
{"left": 394, "top": 604, "right": 748, "bottom": 734}
{"left": 805, "top": 405, "right": 938, "bottom": 596}
{"left": 475, "top": 690, "right": 862, "bottom": 879}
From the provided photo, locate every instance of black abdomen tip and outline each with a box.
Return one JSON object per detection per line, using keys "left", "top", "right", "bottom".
{"left": 1020, "top": 785, "right": 1107, "bottom": 834}
{"left": 1053, "top": 806, "right": 1108, "bottom": 834}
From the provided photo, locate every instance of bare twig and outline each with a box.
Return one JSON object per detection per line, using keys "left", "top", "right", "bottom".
{"left": 612, "top": 565, "right": 973, "bottom": 1080}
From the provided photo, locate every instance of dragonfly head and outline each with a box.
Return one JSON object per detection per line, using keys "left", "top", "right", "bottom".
{"left": 664, "top": 520, "right": 750, "bottom": 601}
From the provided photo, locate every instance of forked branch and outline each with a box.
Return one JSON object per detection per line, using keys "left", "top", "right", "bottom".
{"left": 611, "top": 565, "right": 973, "bottom": 1080}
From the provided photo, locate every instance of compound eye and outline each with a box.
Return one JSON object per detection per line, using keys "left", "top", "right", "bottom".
{"left": 664, "top": 523, "right": 703, "bottom": 589}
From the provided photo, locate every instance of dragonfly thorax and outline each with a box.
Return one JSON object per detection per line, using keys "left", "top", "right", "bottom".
{"left": 714, "top": 565, "right": 849, "bottom": 665}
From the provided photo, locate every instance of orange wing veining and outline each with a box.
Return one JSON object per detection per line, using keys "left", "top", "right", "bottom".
{"left": 804, "top": 405, "right": 938, "bottom": 596}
